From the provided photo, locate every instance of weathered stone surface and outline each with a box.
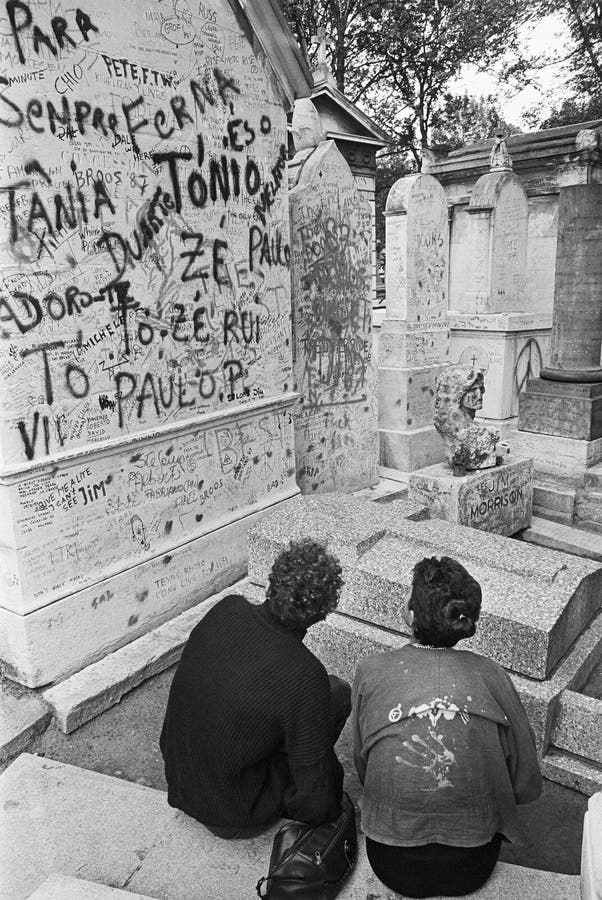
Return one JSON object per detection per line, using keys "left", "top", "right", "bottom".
{"left": 433, "top": 366, "right": 500, "bottom": 470}
{"left": 0, "top": 686, "right": 50, "bottom": 764}
{"left": 519, "top": 378, "right": 602, "bottom": 440}
{"left": 541, "top": 184, "right": 602, "bottom": 382}
{"left": 581, "top": 791, "right": 602, "bottom": 900}
{"left": 552, "top": 690, "right": 602, "bottom": 764}
{"left": 0, "top": 0, "right": 310, "bottom": 688}
{"left": 461, "top": 171, "right": 529, "bottom": 315}
{"left": 0, "top": 754, "right": 580, "bottom": 900}
{"left": 290, "top": 140, "right": 378, "bottom": 493}
{"left": 42, "top": 590, "right": 231, "bottom": 733}
{"left": 408, "top": 460, "right": 533, "bottom": 535}
{"left": 513, "top": 431, "right": 602, "bottom": 476}
{"left": 379, "top": 173, "right": 449, "bottom": 472}
{"left": 27, "top": 875, "right": 155, "bottom": 899}
{"left": 379, "top": 425, "right": 446, "bottom": 473}
{"left": 449, "top": 316, "right": 551, "bottom": 422}
{"left": 248, "top": 495, "right": 602, "bottom": 680}
{"left": 0, "top": 499, "right": 294, "bottom": 688}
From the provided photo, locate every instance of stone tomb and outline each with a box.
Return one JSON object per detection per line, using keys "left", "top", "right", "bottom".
{"left": 408, "top": 459, "right": 534, "bottom": 535}
{"left": 378, "top": 174, "right": 449, "bottom": 471}
{"left": 248, "top": 495, "right": 602, "bottom": 682}
{"left": 289, "top": 139, "right": 378, "bottom": 493}
{"left": 0, "top": 0, "right": 310, "bottom": 686}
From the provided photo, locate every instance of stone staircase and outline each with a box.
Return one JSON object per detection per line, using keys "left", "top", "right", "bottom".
{"left": 532, "top": 462, "right": 602, "bottom": 536}
{"left": 0, "top": 754, "right": 582, "bottom": 900}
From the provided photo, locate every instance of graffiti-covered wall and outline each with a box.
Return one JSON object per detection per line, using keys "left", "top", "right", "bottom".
{"left": 0, "top": 0, "right": 305, "bottom": 685}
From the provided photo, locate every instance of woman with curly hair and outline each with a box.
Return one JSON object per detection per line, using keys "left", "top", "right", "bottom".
{"left": 352, "top": 556, "right": 542, "bottom": 897}
{"left": 160, "top": 538, "right": 351, "bottom": 838}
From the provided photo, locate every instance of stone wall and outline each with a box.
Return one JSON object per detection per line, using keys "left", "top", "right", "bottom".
{"left": 0, "top": 0, "right": 305, "bottom": 684}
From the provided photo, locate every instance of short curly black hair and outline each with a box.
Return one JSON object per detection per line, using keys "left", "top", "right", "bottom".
{"left": 410, "top": 556, "right": 482, "bottom": 648}
{"left": 266, "top": 539, "right": 343, "bottom": 630}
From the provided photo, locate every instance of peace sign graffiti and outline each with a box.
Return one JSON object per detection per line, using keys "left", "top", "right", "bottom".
{"left": 514, "top": 338, "right": 543, "bottom": 395}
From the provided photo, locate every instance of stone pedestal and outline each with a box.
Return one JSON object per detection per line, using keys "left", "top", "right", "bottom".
{"left": 450, "top": 312, "right": 551, "bottom": 425}
{"left": 378, "top": 174, "right": 449, "bottom": 472}
{"left": 408, "top": 459, "right": 534, "bottom": 535}
{"left": 519, "top": 379, "right": 602, "bottom": 441}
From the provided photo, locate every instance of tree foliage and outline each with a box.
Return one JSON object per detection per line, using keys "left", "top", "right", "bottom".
{"left": 278, "top": 0, "right": 528, "bottom": 157}
{"left": 431, "top": 93, "right": 522, "bottom": 151}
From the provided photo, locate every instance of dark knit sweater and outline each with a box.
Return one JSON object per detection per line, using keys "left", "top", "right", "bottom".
{"left": 160, "top": 594, "right": 344, "bottom": 828}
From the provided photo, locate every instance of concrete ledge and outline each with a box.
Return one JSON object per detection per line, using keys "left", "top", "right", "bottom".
{"left": 541, "top": 750, "right": 602, "bottom": 796}
{"left": 0, "top": 686, "right": 51, "bottom": 765}
{"left": 552, "top": 691, "right": 602, "bottom": 764}
{"left": 43, "top": 585, "right": 244, "bottom": 733}
{"left": 27, "top": 874, "right": 156, "bottom": 899}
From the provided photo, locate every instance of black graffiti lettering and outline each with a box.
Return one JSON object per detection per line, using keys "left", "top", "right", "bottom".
{"left": 114, "top": 372, "right": 137, "bottom": 428}
{"left": 101, "top": 280, "right": 137, "bottom": 355}
{"left": 212, "top": 237, "right": 229, "bottom": 285}
{"left": 170, "top": 94, "right": 193, "bottom": 129}
{"left": 21, "top": 339, "right": 64, "bottom": 405}
{"left": 0, "top": 75, "right": 24, "bottom": 127}
{"left": 122, "top": 95, "right": 148, "bottom": 154}
{"left": 245, "top": 159, "right": 260, "bottom": 195}
{"left": 171, "top": 303, "right": 188, "bottom": 342}
{"left": 213, "top": 67, "right": 240, "bottom": 110}
{"left": 151, "top": 149, "right": 191, "bottom": 214}
{"left": 209, "top": 156, "right": 230, "bottom": 203}
{"left": 180, "top": 231, "right": 209, "bottom": 282}
{"left": 193, "top": 303, "right": 209, "bottom": 342}
{"left": 0, "top": 291, "right": 42, "bottom": 333}
{"left": 223, "top": 309, "right": 260, "bottom": 345}
{"left": 65, "top": 361, "right": 89, "bottom": 397}
{"left": 190, "top": 76, "right": 215, "bottom": 114}
{"left": 18, "top": 411, "right": 40, "bottom": 460}
{"left": 249, "top": 224, "right": 290, "bottom": 272}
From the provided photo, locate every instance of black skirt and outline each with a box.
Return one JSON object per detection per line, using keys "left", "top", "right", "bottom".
{"left": 365, "top": 832, "right": 503, "bottom": 898}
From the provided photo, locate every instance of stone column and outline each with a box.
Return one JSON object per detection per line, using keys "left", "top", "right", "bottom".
{"left": 540, "top": 185, "right": 602, "bottom": 383}
{"left": 378, "top": 174, "right": 449, "bottom": 471}
{"left": 517, "top": 184, "right": 602, "bottom": 472}
{"left": 448, "top": 143, "right": 551, "bottom": 432}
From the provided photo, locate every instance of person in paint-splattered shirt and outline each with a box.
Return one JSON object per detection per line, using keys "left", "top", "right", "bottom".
{"left": 352, "top": 556, "right": 541, "bottom": 898}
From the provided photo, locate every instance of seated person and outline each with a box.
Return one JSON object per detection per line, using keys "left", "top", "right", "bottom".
{"left": 352, "top": 556, "right": 542, "bottom": 898}
{"left": 160, "top": 538, "right": 351, "bottom": 839}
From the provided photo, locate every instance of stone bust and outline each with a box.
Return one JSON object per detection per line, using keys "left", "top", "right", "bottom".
{"left": 434, "top": 366, "right": 500, "bottom": 472}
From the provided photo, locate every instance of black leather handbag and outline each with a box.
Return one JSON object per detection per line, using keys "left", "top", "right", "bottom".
{"left": 256, "top": 793, "right": 357, "bottom": 899}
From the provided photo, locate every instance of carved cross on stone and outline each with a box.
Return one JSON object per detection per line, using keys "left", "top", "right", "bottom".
{"left": 311, "top": 27, "right": 334, "bottom": 66}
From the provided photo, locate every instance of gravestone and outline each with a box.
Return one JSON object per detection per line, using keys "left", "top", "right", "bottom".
{"left": 449, "top": 145, "right": 549, "bottom": 431}
{"left": 378, "top": 174, "right": 449, "bottom": 471}
{"left": 517, "top": 185, "right": 602, "bottom": 472}
{"left": 289, "top": 139, "right": 378, "bottom": 493}
{"left": 0, "top": 0, "right": 310, "bottom": 685}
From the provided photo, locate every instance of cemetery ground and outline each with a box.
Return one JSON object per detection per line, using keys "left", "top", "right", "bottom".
{"left": 5, "top": 657, "right": 589, "bottom": 879}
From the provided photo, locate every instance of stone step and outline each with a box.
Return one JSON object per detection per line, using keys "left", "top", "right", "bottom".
{"left": 520, "top": 516, "right": 602, "bottom": 563}
{"left": 575, "top": 490, "right": 602, "bottom": 526}
{"left": 584, "top": 462, "right": 602, "bottom": 491}
{"left": 27, "top": 874, "right": 155, "bottom": 899}
{"left": 533, "top": 503, "right": 574, "bottom": 525}
{"left": 533, "top": 481, "right": 576, "bottom": 517}
{"left": 551, "top": 690, "right": 602, "bottom": 765}
{"left": 0, "top": 754, "right": 580, "bottom": 900}
{"left": 541, "top": 749, "right": 602, "bottom": 796}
